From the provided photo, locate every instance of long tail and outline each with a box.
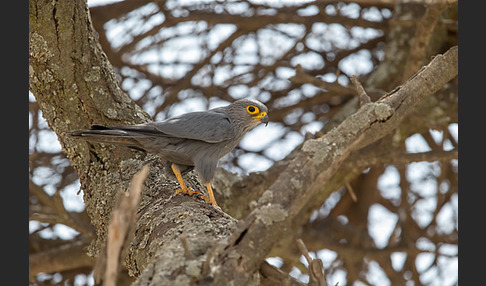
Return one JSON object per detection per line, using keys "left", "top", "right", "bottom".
{"left": 68, "top": 124, "right": 147, "bottom": 151}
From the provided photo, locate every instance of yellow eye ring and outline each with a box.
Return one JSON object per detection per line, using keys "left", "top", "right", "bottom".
{"left": 246, "top": 105, "right": 259, "bottom": 115}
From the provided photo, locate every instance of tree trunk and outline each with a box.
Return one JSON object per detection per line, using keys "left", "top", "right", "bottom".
{"left": 29, "top": 0, "right": 150, "bottom": 256}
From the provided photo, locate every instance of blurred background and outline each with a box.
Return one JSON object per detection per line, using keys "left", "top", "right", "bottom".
{"left": 29, "top": 0, "right": 458, "bottom": 285}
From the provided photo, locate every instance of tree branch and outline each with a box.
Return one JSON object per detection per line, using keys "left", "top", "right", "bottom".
{"left": 210, "top": 46, "right": 457, "bottom": 285}
{"left": 296, "top": 239, "right": 326, "bottom": 286}
{"left": 402, "top": 0, "right": 457, "bottom": 81}
{"left": 350, "top": 76, "right": 371, "bottom": 107}
{"left": 29, "top": 238, "right": 94, "bottom": 280}
{"left": 260, "top": 261, "right": 306, "bottom": 286}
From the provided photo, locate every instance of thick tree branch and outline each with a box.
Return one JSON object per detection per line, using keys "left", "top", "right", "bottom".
{"left": 210, "top": 46, "right": 457, "bottom": 285}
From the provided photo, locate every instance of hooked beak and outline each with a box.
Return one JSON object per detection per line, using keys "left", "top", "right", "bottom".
{"left": 253, "top": 112, "right": 269, "bottom": 126}
{"left": 261, "top": 114, "right": 269, "bottom": 126}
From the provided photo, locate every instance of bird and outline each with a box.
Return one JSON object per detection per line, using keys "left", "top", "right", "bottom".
{"left": 68, "top": 98, "right": 269, "bottom": 209}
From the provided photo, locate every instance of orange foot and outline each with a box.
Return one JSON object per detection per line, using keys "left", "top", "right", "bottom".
{"left": 174, "top": 188, "right": 201, "bottom": 196}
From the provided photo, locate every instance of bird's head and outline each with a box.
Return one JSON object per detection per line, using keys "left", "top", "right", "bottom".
{"left": 227, "top": 98, "right": 269, "bottom": 131}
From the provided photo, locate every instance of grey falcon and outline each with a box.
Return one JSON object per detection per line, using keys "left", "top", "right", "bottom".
{"left": 68, "top": 98, "right": 269, "bottom": 208}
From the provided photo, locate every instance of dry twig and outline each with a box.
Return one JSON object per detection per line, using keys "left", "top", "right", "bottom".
{"left": 94, "top": 165, "right": 149, "bottom": 286}
{"left": 344, "top": 181, "right": 358, "bottom": 202}
{"left": 350, "top": 76, "right": 371, "bottom": 107}
{"left": 296, "top": 238, "right": 327, "bottom": 286}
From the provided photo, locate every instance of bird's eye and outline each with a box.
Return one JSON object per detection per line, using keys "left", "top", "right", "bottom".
{"left": 247, "top": 105, "right": 259, "bottom": 114}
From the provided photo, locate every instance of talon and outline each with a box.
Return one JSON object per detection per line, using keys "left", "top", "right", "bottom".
{"left": 187, "top": 189, "right": 202, "bottom": 196}
{"left": 197, "top": 193, "right": 211, "bottom": 203}
{"left": 171, "top": 163, "right": 221, "bottom": 209}
{"left": 174, "top": 188, "right": 200, "bottom": 196}
{"left": 171, "top": 163, "right": 193, "bottom": 195}
{"left": 196, "top": 193, "right": 221, "bottom": 210}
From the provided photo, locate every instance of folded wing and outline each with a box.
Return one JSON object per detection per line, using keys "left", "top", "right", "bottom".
{"left": 105, "top": 111, "right": 235, "bottom": 143}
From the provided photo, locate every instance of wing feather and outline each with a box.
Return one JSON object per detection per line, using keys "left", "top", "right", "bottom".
{"left": 119, "top": 111, "right": 234, "bottom": 143}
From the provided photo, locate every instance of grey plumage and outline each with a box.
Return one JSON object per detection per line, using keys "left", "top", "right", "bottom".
{"left": 69, "top": 98, "right": 269, "bottom": 207}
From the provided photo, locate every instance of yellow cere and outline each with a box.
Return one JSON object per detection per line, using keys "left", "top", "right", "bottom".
{"left": 252, "top": 111, "right": 267, "bottom": 120}
{"left": 247, "top": 105, "right": 267, "bottom": 121}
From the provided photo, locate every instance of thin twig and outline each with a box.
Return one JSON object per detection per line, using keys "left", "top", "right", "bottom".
{"left": 344, "top": 181, "right": 358, "bottom": 202}
{"left": 202, "top": 243, "right": 219, "bottom": 276}
{"left": 350, "top": 75, "right": 371, "bottom": 107}
{"left": 296, "top": 239, "right": 327, "bottom": 286}
{"left": 260, "top": 261, "right": 306, "bottom": 286}
{"left": 180, "top": 236, "right": 195, "bottom": 260}
{"left": 289, "top": 65, "right": 357, "bottom": 95}
{"left": 296, "top": 238, "right": 313, "bottom": 266}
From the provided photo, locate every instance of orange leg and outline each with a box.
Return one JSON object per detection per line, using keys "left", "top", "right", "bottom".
{"left": 171, "top": 163, "right": 200, "bottom": 196}
{"left": 171, "top": 164, "right": 220, "bottom": 208}
{"left": 205, "top": 183, "right": 219, "bottom": 208}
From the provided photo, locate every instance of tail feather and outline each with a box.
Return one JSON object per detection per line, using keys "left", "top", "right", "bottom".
{"left": 68, "top": 125, "right": 147, "bottom": 151}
